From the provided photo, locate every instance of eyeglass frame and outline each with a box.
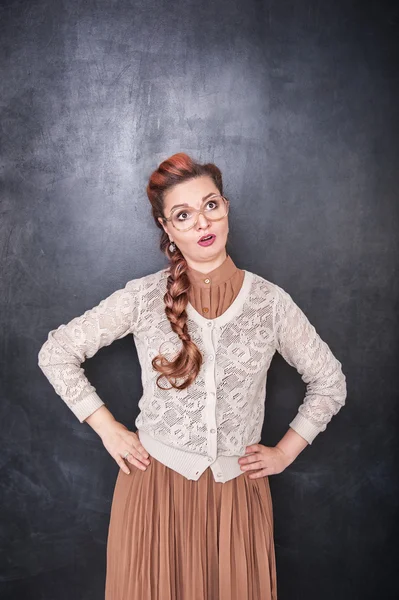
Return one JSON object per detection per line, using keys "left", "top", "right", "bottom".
{"left": 161, "top": 194, "right": 230, "bottom": 232}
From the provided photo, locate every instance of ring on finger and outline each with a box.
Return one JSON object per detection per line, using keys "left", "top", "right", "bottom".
{"left": 123, "top": 451, "right": 131, "bottom": 459}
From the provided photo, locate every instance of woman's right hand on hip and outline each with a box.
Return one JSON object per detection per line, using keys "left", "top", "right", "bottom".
{"left": 100, "top": 421, "right": 151, "bottom": 475}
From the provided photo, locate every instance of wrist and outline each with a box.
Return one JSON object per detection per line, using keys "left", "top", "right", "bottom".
{"left": 85, "top": 405, "right": 117, "bottom": 438}
{"left": 275, "top": 445, "right": 296, "bottom": 467}
{"left": 276, "top": 427, "right": 309, "bottom": 462}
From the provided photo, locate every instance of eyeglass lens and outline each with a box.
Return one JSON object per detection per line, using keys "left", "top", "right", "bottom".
{"left": 171, "top": 196, "right": 228, "bottom": 230}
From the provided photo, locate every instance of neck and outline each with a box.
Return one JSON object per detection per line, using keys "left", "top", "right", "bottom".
{"left": 184, "top": 249, "right": 228, "bottom": 274}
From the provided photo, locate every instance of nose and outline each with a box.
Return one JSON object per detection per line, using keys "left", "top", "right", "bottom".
{"left": 196, "top": 212, "right": 211, "bottom": 229}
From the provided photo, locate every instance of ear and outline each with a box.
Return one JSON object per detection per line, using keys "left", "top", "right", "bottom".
{"left": 158, "top": 218, "right": 171, "bottom": 238}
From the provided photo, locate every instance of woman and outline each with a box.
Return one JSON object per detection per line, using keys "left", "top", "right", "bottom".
{"left": 38, "top": 152, "right": 347, "bottom": 599}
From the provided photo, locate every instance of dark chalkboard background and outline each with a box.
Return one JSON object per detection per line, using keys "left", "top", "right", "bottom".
{"left": 1, "top": 0, "right": 398, "bottom": 598}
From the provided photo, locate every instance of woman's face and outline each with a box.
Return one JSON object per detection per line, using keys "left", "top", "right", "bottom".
{"left": 158, "top": 175, "right": 229, "bottom": 269}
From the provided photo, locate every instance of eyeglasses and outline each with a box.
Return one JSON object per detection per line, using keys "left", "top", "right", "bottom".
{"left": 162, "top": 194, "right": 230, "bottom": 232}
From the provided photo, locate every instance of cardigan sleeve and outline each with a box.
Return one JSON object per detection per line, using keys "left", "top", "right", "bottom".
{"left": 273, "top": 284, "right": 347, "bottom": 444}
{"left": 38, "top": 277, "right": 143, "bottom": 423}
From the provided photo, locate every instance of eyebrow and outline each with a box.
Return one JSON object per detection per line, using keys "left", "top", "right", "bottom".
{"left": 170, "top": 192, "right": 219, "bottom": 212}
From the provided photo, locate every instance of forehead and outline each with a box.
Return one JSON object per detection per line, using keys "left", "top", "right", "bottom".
{"left": 163, "top": 176, "right": 219, "bottom": 210}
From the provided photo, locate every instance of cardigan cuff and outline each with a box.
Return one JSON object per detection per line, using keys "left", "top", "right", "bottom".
{"left": 71, "top": 392, "right": 105, "bottom": 423}
{"left": 289, "top": 412, "right": 324, "bottom": 445}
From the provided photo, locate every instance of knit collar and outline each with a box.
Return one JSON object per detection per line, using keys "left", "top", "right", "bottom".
{"left": 186, "top": 254, "right": 239, "bottom": 289}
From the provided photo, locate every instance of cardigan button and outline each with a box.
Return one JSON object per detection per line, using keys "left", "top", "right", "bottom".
{"left": 203, "top": 307, "right": 209, "bottom": 313}
{"left": 204, "top": 278, "right": 210, "bottom": 283}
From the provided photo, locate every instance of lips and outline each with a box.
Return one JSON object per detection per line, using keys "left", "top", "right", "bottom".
{"left": 198, "top": 234, "right": 215, "bottom": 242}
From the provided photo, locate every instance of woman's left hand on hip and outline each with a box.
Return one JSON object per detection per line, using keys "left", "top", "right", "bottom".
{"left": 238, "top": 444, "right": 294, "bottom": 478}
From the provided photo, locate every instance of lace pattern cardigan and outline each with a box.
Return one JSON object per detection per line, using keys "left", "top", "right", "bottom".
{"left": 38, "top": 256, "right": 347, "bottom": 483}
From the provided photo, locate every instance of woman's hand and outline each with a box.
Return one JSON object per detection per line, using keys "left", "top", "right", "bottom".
{"left": 238, "top": 443, "right": 294, "bottom": 479}
{"left": 100, "top": 421, "right": 151, "bottom": 475}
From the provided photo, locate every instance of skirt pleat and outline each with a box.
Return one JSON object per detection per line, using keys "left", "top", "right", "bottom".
{"left": 105, "top": 453, "right": 277, "bottom": 600}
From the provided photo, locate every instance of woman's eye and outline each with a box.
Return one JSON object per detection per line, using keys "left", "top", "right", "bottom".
{"left": 206, "top": 201, "right": 217, "bottom": 209}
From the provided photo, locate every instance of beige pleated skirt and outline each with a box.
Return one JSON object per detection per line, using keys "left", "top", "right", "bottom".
{"left": 105, "top": 452, "right": 277, "bottom": 600}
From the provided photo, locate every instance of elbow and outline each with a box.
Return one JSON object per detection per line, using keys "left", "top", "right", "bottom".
{"left": 338, "top": 370, "right": 348, "bottom": 406}
{"left": 329, "top": 369, "right": 347, "bottom": 413}
{"left": 37, "top": 340, "right": 48, "bottom": 368}
{"left": 328, "top": 359, "right": 347, "bottom": 409}
{"left": 38, "top": 334, "right": 57, "bottom": 368}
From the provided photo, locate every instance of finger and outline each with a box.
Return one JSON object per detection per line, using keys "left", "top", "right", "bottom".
{"left": 135, "top": 442, "right": 150, "bottom": 459}
{"left": 121, "top": 432, "right": 150, "bottom": 461}
{"left": 131, "top": 432, "right": 150, "bottom": 459}
{"left": 245, "top": 444, "right": 260, "bottom": 453}
{"left": 239, "top": 454, "right": 261, "bottom": 465}
{"left": 115, "top": 456, "right": 131, "bottom": 475}
{"left": 128, "top": 454, "right": 149, "bottom": 471}
{"left": 248, "top": 467, "right": 269, "bottom": 479}
{"left": 125, "top": 448, "right": 150, "bottom": 468}
{"left": 242, "top": 451, "right": 259, "bottom": 461}
{"left": 121, "top": 452, "right": 149, "bottom": 472}
{"left": 241, "top": 460, "right": 264, "bottom": 472}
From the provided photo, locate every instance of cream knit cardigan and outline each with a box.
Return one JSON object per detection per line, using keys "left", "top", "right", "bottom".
{"left": 38, "top": 268, "right": 347, "bottom": 483}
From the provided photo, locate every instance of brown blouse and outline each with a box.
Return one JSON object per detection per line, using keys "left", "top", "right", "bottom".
{"left": 186, "top": 254, "right": 245, "bottom": 320}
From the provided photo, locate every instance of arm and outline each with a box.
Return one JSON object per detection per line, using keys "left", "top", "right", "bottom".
{"left": 276, "top": 427, "right": 309, "bottom": 465}
{"left": 273, "top": 284, "right": 347, "bottom": 445}
{"left": 85, "top": 404, "right": 117, "bottom": 436}
{"left": 38, "top": 276, "right": 143, "bottom": 423}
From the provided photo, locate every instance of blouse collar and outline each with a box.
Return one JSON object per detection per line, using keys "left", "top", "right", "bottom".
{"left": 186, "top": 254, "right": 239, "bottom": 289}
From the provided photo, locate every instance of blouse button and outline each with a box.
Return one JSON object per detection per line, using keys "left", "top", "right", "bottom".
{"left": 210, "top": 428, "right": 216, "bottom": 433}
{"left": 209, "top": 355, "right": 214, "bottom": 361}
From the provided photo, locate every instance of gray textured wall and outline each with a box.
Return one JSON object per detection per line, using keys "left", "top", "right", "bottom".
{"left": 1, "top": 0, "right": 398, "bottom": 598}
